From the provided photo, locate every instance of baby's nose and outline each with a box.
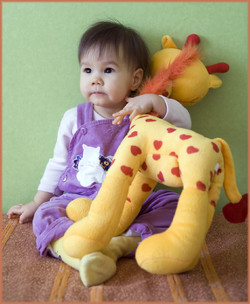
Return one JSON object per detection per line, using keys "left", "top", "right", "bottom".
{"left": 92, "top": 77, "right": 104, "bottom": 86}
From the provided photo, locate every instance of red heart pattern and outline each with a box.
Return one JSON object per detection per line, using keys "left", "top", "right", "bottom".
{"left": 141, "top": 162, "right": 147, "bottom": 171}
{"left": 196, "top": 181, "right": 206, "bottom": 191}
{"left": 167, "top": 128, "right": 176, "bottom": 133}
{"left": 212, "top": 142, "right": 219, "bottom": 153}
{"left": 171, "top": 167, "right": 181, "bottom": 177}
{"left": 120, "top": 165, "right": 133, "bottom": 177}
{"left": 128, "top": 131, "right": 138, "bottom": 138}
{"left": 187, "top": 146, "right": 199, "bottom": 154}
{"left": 153, "top": 154, "right": 161, "bottom": 160}
{"left": 169, "top": 151, "right": 178, "bottom": 158}
{"left": 154, "top": 140, "right": 163, "bottom": 150}
{"left": 180, "top": 134, "right": 192, "bottom": 140}
{"left": 131, "top": 145, "right": 142, "bottom": 156}
{"left": 157, "top": 171, "right": 165, "bottom": 182}
{"left": 145, "top": 119, "right": 156, "bottom": 122}
{"left": 142, "top": 183, "right": 152, "bottom": 192}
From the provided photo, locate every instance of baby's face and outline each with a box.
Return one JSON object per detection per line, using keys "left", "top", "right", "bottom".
{"left": 79, "top": 47, "right": 138, "bottom": 116}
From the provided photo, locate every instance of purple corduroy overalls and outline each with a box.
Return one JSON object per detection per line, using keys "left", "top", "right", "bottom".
{"left": 33, "top": 102, "right": 179, "bottom": 257}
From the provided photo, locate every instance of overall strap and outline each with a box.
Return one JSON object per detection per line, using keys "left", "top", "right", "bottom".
{"left": 77, "top": 102, "right": 93, "bottom": 128}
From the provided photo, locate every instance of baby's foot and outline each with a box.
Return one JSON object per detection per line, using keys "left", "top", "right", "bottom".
{"left": 79, "top": 252, "right": 116, "bottom": 287}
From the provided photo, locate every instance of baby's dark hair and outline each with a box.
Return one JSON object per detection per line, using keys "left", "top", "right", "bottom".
{"left": 78, "top": 20, "right": 150, "bottom": 80}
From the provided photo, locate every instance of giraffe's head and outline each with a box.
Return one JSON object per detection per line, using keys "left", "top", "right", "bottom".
{"left": 149, "top": 34, "right": 229, "bottom": 106}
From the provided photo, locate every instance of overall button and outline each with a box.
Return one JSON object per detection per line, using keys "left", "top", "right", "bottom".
{"left": 62, "top": 175, "right": 67, "bottom": 182}
{"left": 81, "top": 127, "right": 88, "bottom": 135}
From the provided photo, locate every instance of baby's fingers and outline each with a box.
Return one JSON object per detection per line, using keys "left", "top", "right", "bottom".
{"left": 7, "top": 205, "right": 23, "bottom": 218}
{"left": 19, "top": 213, "right": 32, "bottom": 224}
{"left": 112, "top": 111, "right": 129, "bottom": 125}
{"left": 112, "top": 115, "right": 124, "bottom": 125}
{"left": 129, "top": 111, "right": 139, "bottom": 122}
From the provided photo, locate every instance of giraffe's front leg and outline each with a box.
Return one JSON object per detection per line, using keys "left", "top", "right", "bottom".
{"left": 135, "top": 187, "right": 208, "bottom": 274}
{"left": 63, "top": 175, "right": 132, "bottom": 258}
{"left": 63, "top": 128, "right": 147, "bottom": 258}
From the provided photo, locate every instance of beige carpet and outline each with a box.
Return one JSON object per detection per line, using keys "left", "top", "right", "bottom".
{"left": 2, "top": 213, "right": 248, "bottom": 302}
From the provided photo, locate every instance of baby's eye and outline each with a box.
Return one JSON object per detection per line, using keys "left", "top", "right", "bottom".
{"left": 105, "top": 68, "right": 114, "bottom": 73}
{"left": 83, "top": 68, "right": 92, "bottom": 73}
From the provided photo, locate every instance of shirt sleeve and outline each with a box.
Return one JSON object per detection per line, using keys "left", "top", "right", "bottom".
{"left": 160, "top": 95, "right": 192, "bottom": 129}
{"left": 38, "top": 107, "right": 77, "bottom": 195}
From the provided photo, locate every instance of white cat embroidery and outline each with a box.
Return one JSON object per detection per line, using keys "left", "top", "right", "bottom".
{"left": 76, "top": 144, "right": 109, "bottom": 187}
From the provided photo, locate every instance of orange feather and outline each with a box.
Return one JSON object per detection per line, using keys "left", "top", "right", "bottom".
{"left": 140, "top": 44, "right": 201, "bottom": 96}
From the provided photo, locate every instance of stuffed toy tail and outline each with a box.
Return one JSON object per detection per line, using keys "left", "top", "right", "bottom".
{"left": 215, "top": 138, "right": 248, "bottom": 223}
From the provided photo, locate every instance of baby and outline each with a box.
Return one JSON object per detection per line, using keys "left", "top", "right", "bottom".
{"left": 8, "top": 20, "right": 191, "bottom": 286}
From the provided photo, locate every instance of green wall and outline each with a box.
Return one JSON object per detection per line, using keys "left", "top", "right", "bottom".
{"left": 2, "top": 2, "right": 248, "bottom": 212}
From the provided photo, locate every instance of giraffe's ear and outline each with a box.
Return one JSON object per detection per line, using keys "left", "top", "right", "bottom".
{"left": 208, "top": 74, "right": 222, "bottom": 89}
{"left": 161, "top": 35, "right": 178, "bottom": 49}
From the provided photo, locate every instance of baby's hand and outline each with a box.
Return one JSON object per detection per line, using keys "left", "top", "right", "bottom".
{"left": 112, "top": 94, "right": 166, "bottom": 125}
{"left": 7, "top": 201, "right": 40, "bottom": 224}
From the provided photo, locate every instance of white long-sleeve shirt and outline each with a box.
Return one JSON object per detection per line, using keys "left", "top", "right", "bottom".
{"left": 38, "top": 96, "right": 191, "bottom": 194}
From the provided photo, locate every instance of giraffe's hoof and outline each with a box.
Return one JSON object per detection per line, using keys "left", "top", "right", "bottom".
{"left": 66, "top": 198, "right": 92, "bottom": 222}
{"left": 135, "top": 231, "right": 201, "bottom": 274}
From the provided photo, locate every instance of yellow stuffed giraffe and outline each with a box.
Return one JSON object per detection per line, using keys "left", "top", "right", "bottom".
{"left": 63, "top": 113, "right": 245, "bottom": 274}
{"left": 61, "top": 35, "right": 246, "bottom": 275}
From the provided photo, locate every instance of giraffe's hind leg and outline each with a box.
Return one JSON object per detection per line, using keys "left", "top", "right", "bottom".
{"left": 135, "top": 187, "right": 208, "bottom": 274}
{"left": 206, "top": 163, "right": 224, "bottom": 232}
{"left": 187, "top": 170, "right": 224, "bottom": 271}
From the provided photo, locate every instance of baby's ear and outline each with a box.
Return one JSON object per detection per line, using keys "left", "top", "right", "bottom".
{"left": 131, "top": 68, "right": 144, "bottom": 91}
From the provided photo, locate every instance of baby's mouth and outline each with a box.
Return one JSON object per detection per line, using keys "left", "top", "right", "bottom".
{"left": 92, "top": 91, "right": 105, "bottom": 95}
